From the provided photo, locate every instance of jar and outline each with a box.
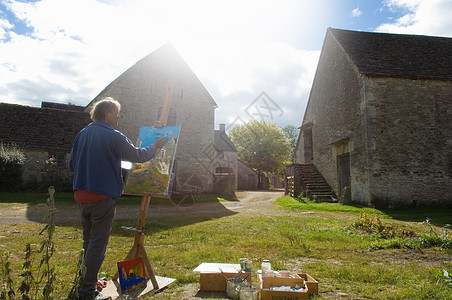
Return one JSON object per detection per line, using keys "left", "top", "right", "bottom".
{"left": 261, "top": 259, "right": 271, "bottom": 274}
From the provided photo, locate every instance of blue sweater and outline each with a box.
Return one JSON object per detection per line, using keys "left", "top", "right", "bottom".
{"left": 68, "top": 121, "right": 157, "bottom": 199}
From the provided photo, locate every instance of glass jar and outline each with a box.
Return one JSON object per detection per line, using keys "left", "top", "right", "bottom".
{"left": 261, "top": 259, "right": 271, "bottom": 274}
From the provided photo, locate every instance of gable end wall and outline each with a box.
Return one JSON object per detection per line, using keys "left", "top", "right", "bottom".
{"left": 297, "top": 31, "right": 370, "bottom": 203}
{"left": 87, "top": 51, "right": 217, "bottom": 193}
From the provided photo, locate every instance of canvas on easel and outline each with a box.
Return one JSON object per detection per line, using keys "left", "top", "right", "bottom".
{"left": 123, "top": 125, "right": 180, "bottom": 197}
{"left": 117, "top": 257, "right": 147, "bottom": 293}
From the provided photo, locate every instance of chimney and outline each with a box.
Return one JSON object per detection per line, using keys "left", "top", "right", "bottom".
{"left": 219, "top": 123, "right": 226, "bottom": 132}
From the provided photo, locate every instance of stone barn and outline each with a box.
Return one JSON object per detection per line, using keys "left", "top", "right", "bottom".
{"left": 295, "top": 28, "right": 452, "bottom": 207}
{"left": 87, "top": 43, "right": 236, "bottom": 194}
{"left": 1, "top": 44, "right": 237, "bottom": 195}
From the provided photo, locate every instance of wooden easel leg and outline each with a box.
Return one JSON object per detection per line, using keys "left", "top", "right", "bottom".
{"left": 113, "top": 195, "right": 159, "bottom": 290}
{"left": 138, "top": 244, "right": 159, "bottom": 289}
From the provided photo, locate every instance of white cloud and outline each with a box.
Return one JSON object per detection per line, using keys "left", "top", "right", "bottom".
{"left": 180, "top": 38, "right": 320, "bottom": 127}
{"left": 377, "top": 0, "right": 452, "bottom": 37}
{"left": 352, "top": 7, "right": 362, "bottom": 17}
{"left": 0, "top": 0, "right": 321, "bottom": 127}
{"left": 0, "top": 17, "right": 13, "bottom": 39}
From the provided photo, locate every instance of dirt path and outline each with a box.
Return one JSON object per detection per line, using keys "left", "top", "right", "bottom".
{"left": 0, "top": 190, "right": 286, "bottom": 224}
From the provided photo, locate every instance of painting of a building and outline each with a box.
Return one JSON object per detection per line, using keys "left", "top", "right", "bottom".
{"left": 295, "top": 28, "right": 452, "bottom": 207}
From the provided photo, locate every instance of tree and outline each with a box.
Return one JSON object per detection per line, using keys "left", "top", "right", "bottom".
{"left": 281, "top": 125, "right": 299, "bottom": 163}
{"left": 229, "top": 120, "right": 292, "bottom": 189}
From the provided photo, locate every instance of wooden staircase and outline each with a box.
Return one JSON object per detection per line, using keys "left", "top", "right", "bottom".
{"left": 286, "top": 164, "right": 337, "bottom": 202}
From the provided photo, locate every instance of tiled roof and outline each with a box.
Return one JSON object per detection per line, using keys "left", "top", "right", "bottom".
{"left": 330, "top": 28, "right": 452, "bottom": 80}
{"left": 0, "top": 103, "right": 91, "bottom": 152}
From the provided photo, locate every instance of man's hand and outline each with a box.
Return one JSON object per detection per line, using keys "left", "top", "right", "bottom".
{"left": 154, "top": 136, "right": 167, "bottom": 149}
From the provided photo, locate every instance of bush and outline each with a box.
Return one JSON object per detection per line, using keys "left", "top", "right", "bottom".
{"left": 0, "top": 142, "right": 25, "bottom": 191}
{"left": 19, "top": 156, "right": 73, "bottom": 193}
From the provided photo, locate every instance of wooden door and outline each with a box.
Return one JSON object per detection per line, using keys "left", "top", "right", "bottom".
{"left": 337, "top": 153, "right": 351, "bottom": 195}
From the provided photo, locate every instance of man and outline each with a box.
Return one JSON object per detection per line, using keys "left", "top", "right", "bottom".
{"left": 69, "top": 97, "right": 166, "bottom": 300}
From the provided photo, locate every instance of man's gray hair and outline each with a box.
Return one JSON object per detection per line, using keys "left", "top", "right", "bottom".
{"left": 90, "top": 97, "right": 121, "bottom": 121}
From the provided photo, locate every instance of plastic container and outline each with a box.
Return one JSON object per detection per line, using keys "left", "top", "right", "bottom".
{"left": 240, "top": 283, "right": 260, "bottom": 300}
{"left": 226, "top": 279, "right": 240, "bottom": 298}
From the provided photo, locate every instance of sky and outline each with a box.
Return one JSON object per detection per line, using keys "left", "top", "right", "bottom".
{"left": 1, "top": 0, "right": 451, "bottom": 130}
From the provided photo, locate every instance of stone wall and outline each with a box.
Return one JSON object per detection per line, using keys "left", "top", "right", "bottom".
{"left": 0, "top": 103, "right": 90, "bottom": 152}
{"left": 297, "top": 31, "right": 452, "bottom": 206}
{"left": 365, "top": 77, "right": 452, "bottom": 206}
{"left": 237, "top": 160, "right": 258, "bottom": 190}
{"left": 0, "top": 103, "right": 90, "bottom": 187}
{"left": 297, "top": 30, "right": 370, "bottom": 203}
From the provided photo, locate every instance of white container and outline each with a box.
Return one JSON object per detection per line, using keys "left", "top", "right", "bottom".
{"left": 279, "top": 270, "right": 290, "bottom": 277}
{"left": 264, "top": 270, "right": 274, "bottom": 277}
{"left": 261, "top": 259, "right": 271, "bottom": 273}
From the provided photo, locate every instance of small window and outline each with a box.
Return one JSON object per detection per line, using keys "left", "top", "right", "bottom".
{"left": 215, "top": 167, "right": 233, "bottom": 175}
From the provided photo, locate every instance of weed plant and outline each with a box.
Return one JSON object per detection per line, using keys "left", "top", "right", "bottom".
{"left": 0, "top": 187, "right": 58, "bottom": 300}
{"left": 351, "top": 211, "right": 452, "bottom": 252}
{"left": 0, "top": 252, "right": 15, "bottom": 299}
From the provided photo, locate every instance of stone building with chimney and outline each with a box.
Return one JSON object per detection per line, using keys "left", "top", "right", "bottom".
{"left": 294, "top": 28, "right": 452, "bottom": 207}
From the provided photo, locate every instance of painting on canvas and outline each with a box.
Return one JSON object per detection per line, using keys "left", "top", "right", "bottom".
{"left": 123, "top": 126, "right": 180, "bottom": 197}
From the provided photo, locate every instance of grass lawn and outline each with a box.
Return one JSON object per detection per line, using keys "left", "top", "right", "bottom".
{"left": 0, "top": 192, "right": 451, "bottom": 299}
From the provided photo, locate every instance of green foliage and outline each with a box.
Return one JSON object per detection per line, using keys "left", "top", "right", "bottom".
{"left": 0, "top": 187, "right": 58, "bottom": 300}
{"left": 229, "top": 120, "right": 292, "bottom": 178}
{"left": 281, "top": 125, "right": 299, "bottom": 164}
{"left": 38, "top": 187, "right": 57, "bottom": 300}
{"left": 419, "top": 218, "right": 452, "bottom": 250}
{"left": 17, "top": 243, "right": 34, "bottom": 299}
{"left": 352, "top": 211, "right": 415, "bottom": 239}
{"left": 67, "top": 249, "right": 85, "bottom": 300}
{"left": 0, "top": 143, "right": 25, "bottom": 192}
{"left": 34, "top": 158, "right": 72, "bottom": 193}
{"left": 0, "top": 252, "right": 15, "bottom": 299}
{"left": 440, "top": 268, "right": 452, "bottom": 287}
{"left": 353, "top": 214, "right": 452, "bottom": 252}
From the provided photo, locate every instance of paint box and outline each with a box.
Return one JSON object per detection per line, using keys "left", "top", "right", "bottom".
{"left": 259, "top": 273, "right": 309, "bottom": 300}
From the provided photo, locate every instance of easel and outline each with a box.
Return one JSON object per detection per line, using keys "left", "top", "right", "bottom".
{"left": 113, "top": 195, "right": 158, "bottom": 288}
{"left": 113, "top": 81, "right": 174, "bottom": 292}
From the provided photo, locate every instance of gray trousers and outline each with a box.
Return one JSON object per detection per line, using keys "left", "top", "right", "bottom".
{"left": 78, "top": 197, "right": 116, "bottom": 297}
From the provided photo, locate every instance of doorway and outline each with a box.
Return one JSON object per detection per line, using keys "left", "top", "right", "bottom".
{"left": 337, "top": 153, "right": 351, "bottom": 196}
{"left": 303, "top": 127, "right": 313, "bottom": 162}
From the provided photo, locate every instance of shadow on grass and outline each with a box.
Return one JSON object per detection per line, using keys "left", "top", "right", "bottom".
{"left": 194, "top": 290, "right": 229, "bottom": 299}
{"left": 3, "top": 192, "right": 238, "bottom": 234}
{"left": 281, "top": 196, "right": 452, "bottom": 227}
{"left": 378, "top": 207, "right": 452, "bottom": 226}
